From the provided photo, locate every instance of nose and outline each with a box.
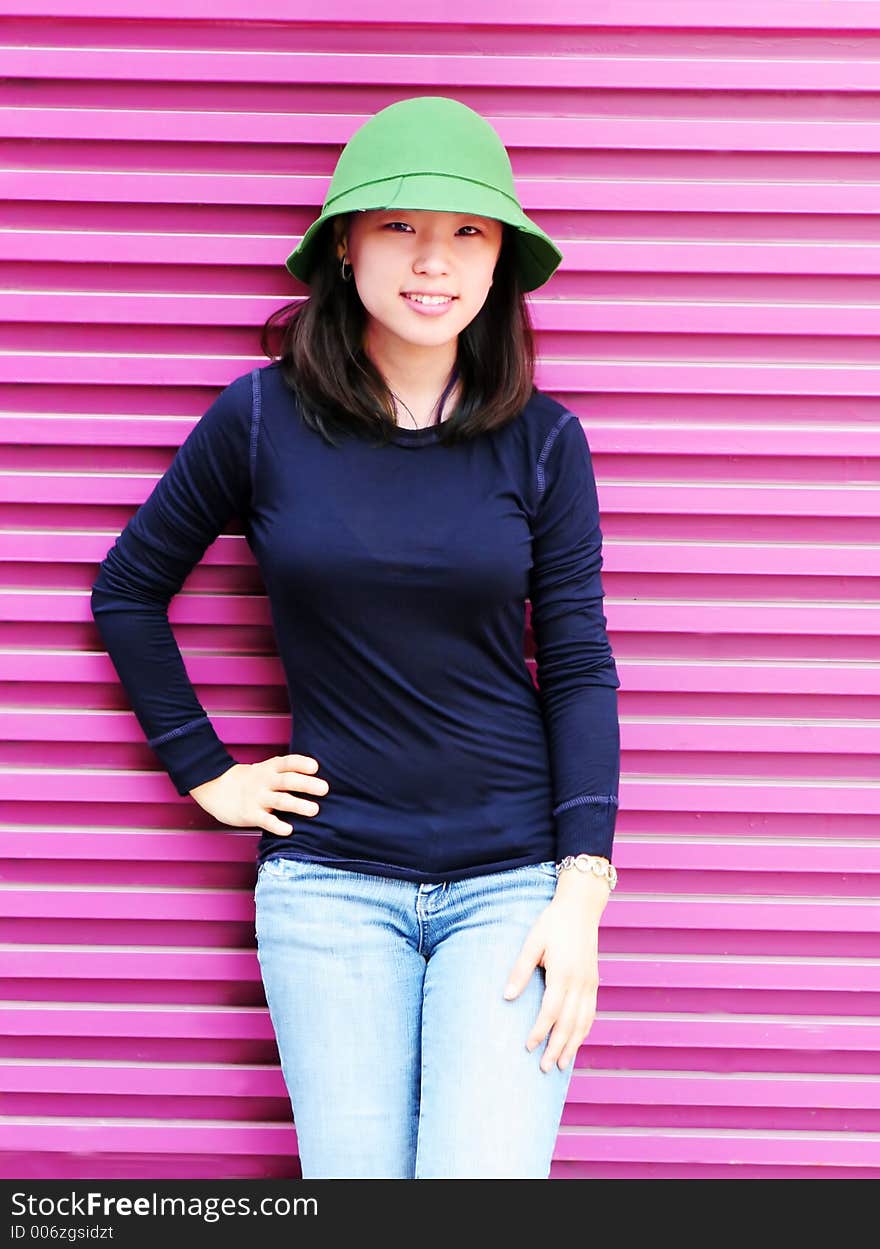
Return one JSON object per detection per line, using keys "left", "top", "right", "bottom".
{"left": 413, "top": 234, "right": 452, "bottom": 276}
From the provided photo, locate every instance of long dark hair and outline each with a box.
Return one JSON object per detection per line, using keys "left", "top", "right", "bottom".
{"left": 259, "top": 214, "right": 537, "bottom": 448}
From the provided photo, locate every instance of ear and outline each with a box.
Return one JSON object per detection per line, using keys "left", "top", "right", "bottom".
{"left": 332, "top": 215, "right": 349, "bottom": 260}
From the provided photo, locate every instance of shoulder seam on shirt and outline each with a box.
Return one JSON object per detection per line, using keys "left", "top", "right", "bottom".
{"left": 536, "top": 410, "right": 577, "bottom": 501}
{"left": 249, "top": 367, "right": 263, "bottom": 504}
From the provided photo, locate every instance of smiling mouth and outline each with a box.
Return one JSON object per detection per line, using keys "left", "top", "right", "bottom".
{"left": 401, "top": 293, "right": 458, "bottom": 305}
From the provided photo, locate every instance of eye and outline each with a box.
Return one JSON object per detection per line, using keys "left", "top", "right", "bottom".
{"left": 382, "top": 221, "right": 482, "bottom": 235}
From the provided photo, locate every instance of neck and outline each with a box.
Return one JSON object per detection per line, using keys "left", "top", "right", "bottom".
{"left": 364, "top": 326, "right": 458, "bottom": 410}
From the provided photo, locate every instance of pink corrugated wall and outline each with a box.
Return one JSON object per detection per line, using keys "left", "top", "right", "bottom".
{"left": 2, "top": 1, "right": 879, "bottom": 1179}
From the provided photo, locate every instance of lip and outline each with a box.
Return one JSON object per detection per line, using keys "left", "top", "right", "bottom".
{"left": 401, "top": 292, "right": 458, "bottom": 316}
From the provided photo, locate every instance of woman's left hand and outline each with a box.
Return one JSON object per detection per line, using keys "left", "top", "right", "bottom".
{"left": 502, "top": 873, "right": 610, "bottom": 1073}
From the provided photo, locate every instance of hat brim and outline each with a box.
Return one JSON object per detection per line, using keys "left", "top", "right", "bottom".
{"left": 284, "top": 173, "right": 562, "bottom": 293}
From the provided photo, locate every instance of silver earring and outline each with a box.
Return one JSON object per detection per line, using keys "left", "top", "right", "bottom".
{"left": 340, "top": 255, "right": 353, "bottom": 282}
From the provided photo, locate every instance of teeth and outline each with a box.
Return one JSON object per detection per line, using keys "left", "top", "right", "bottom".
{"left": 406, "top": 294, "right": 452, "bottom": 305}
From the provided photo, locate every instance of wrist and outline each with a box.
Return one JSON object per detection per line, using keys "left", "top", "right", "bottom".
{"left": 189, "top": 762, "right": 239, "bottom": 800}
{"left": 555, "top": 852, "right": 617, "bottom": 895}
{"left": 554, "top": 867, "right": 611, "bottom": 902}
{"left": 554, "top": 863, "right": 612, "bottom": 917}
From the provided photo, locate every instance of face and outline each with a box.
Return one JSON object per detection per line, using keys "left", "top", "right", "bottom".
{"left": 337, "top": 208, "right": 504, "bottom": 355}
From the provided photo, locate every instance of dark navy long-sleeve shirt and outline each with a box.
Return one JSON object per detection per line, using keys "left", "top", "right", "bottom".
{"left": 90, "top": 361, "right": 621, "bottom": 884}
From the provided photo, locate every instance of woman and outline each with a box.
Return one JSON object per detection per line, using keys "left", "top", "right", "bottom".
{"left": 90, "top": 95, "right": 621, "bottom": 1179}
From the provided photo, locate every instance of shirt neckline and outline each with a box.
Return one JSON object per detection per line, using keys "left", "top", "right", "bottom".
{"left": 387, "top": 414, "right": 456, "bottom": 447}
{"left": 387, "top": 364, "right": 460, "bottom": 446}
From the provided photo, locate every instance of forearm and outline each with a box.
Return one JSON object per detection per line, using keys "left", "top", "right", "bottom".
{"left": 91, "top": 584, "right": 238, "bottom": 796}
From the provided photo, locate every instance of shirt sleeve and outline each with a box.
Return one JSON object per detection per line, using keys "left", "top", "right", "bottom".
{"left": 529, "top": 411, "right": 621, "bottom": 862}
{"left": 90, "top": 370, "right": 255, "bottom": 796}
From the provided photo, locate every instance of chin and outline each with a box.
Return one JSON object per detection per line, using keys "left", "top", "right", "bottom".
{"left": 387, "top": 319, "right": 463, "bottom": 348}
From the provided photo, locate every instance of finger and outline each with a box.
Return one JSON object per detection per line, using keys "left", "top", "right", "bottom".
{"left": 558, "top": 1002, "right": 597, "bottom": 1070}
{"left": 277, "top": 770, "right": 330, "bottom": 799}
{"left": 524, "top": 981, "right": 566, "bottom": 1051}
{"left": 280, "top": 754, "right": 321, "bottom": 772}
{"left": 538, "top": 986, "right": 582, "bottom": 1071}
{"left": 502, "top": 936, "right": 545, "bottom": 1000}
{"left": 266, "top": 790, "right": 322, "bottom": 818}
{"left": 257, "top": 812, "right": 295, "bottom": 837}
{"left": 541, "top": 988, "right": 594, "bottom": 1072}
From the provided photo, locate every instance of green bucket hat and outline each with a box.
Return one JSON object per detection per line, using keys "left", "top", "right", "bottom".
{"left": 284, "top": 96, "right": 563, "bottom": 293}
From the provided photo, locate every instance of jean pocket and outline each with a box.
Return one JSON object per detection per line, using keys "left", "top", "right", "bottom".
{"left": 537, "top": 859, "right": 559, "bottom": 879}
{"left": 257, "top": 855, "right": 310, "bottom": 882}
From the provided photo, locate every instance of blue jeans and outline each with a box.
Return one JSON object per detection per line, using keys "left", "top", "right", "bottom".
{"left": 254, "top": 856, "right": 576, "bottom": 1178}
